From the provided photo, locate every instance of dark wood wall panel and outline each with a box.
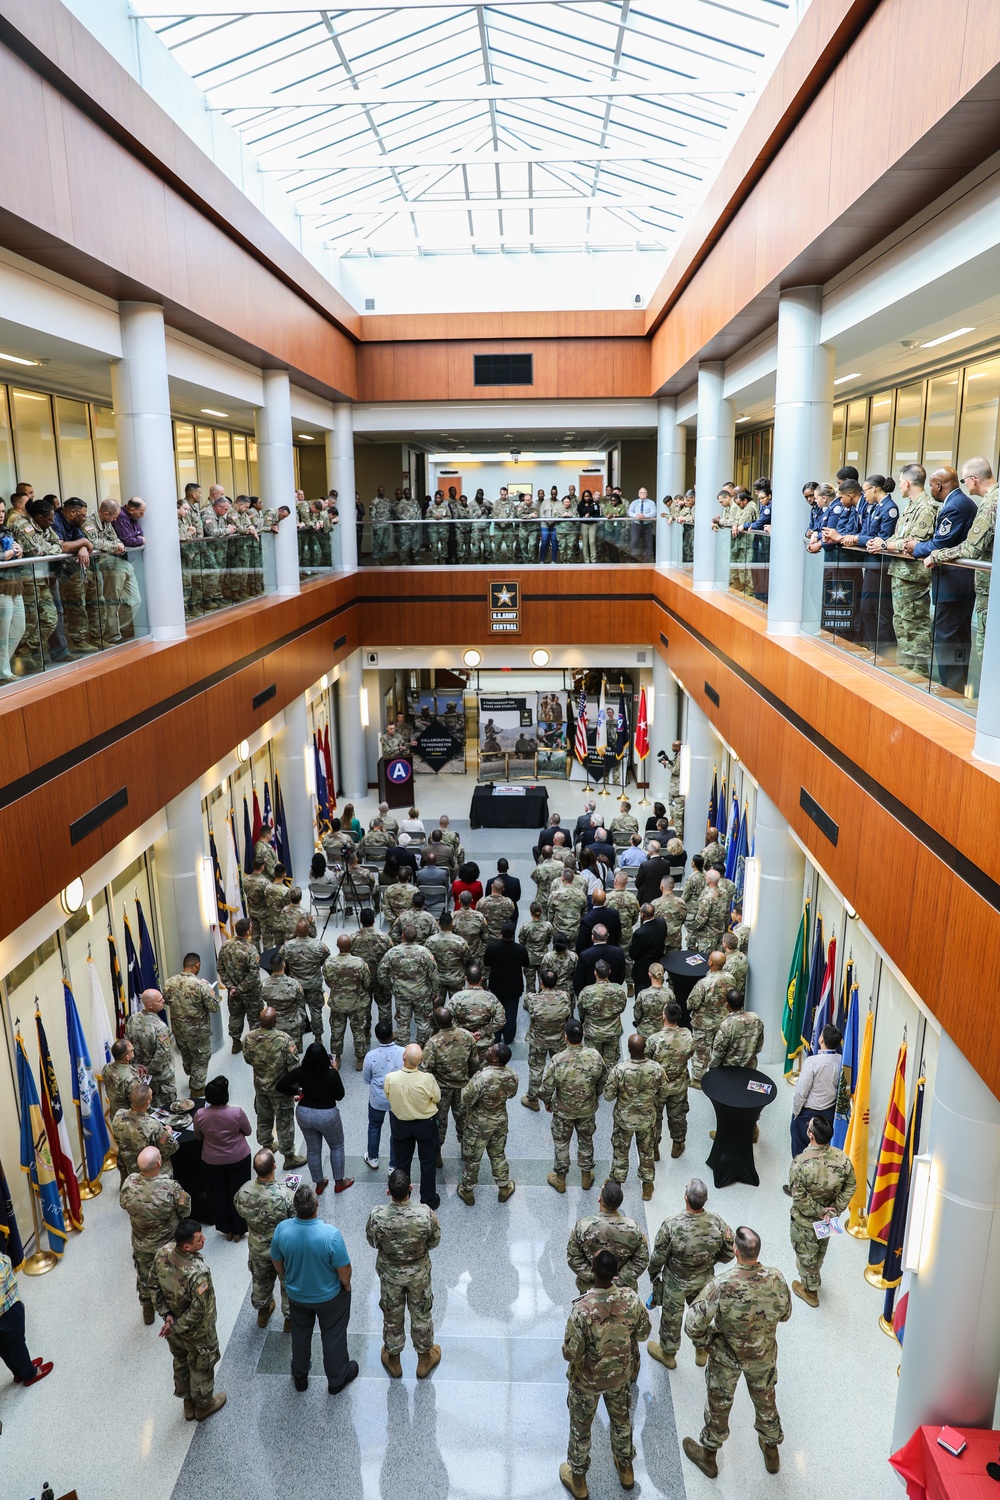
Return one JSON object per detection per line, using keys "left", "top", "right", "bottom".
{"left": 356, "top": 339, "right": 651, "bottom": 403}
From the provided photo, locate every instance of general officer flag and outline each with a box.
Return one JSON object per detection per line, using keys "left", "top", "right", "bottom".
{"left": 251, "top": 788, "right": 263, "bottom": 846}
{"left": 780, "top": 900, "right": 810, "bottom": 1078}
{"left": 634, "top": 687, "right": 649, "bottom": 761}
{"left": 64, "top": 982, "right": 111, "bottom": 1184}
{"left": 17, "top": 1031, "right": 67, "bottom": 1257}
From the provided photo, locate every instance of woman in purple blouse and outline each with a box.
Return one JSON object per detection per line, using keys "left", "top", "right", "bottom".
{"left": 193, "top": 1076, "right": 253, "bottom": 1240}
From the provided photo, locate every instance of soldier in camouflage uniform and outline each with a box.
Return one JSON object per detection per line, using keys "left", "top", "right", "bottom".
{"left": 420, "top": 1008, "right": 477, "bottom": 1156}
{"left": 126, "top": 991, "right": 176, "bottom": 1108}
{"left": 449, "top": 967, "right": 506, "bottom": 1071}
{"left": 632, "top": 963, "right": 677, "bottom": 1038}
{"left": 710, "top": 988, "right": 764, "bottom": 1071}
{"left": 234, "top": 1148, "right": 294, "bottom": 1328}
{"left": 645, "top": 1001, "right": 694, "bottom": 1158}
{"left": 686, "top": 871, "right": 730, "bottom": 955}
{"left": 16, "top": 500, "right": 61, "bottom": 669}
{"left": 261, "top": 954, "right": 307, "bottom": 1052}
{"left": 688, "top": 953, "right": 731, "bottom": 1085}
{"left": 112, "top": 1082, "right": 178, "bottom": 1180}
{"left": 452, "top": 891, "right": 487, "bottom": 963}
{"left": 531, "top": 849, "right": 567, "bottom": 908}
{"left": 390, "top": 890, "right": 438, "bottom": 947}
{"left": 567, "top": 1179, "right": 649, "bottom": 1293}
{"left": 359, "top": 818, "right": 396, "bottom": 861}
{"left": 278, "top": 888, "right": 315, "bottom": 944}
{"left": 518, "top": 901, "right": 553, "bottom": 991}
{"left": 522, "top": 969, "right": 573, "bottom": 1109}
{"left": 351, "top": 908, "right": 393, "bottom": 1030}
{"left": 324, "top": 933, "right": 372, "bottom": 1068}
{"left": 652, "top": 876, "right": 687, "bottom": 952}
{"left": 885, "top": 466, "right": 939, "bottom": 671}
{"left": 548, "top": 867, "right": 589, "bottom": 945}
{"left": 721, "top": 931, "right": 748, "bottom": 995}
{"left": 606, "top": 873, "right": 640, "bottom": 979}
{"left": 217, "top": 917, "right": 262, "bottom": 1050}
{"left": 366, "top": 1167, "right": 443, "bottom": 1377}
{"left": 254, "top": 825, "right": 278, "bottom": 879}
{"left": 926, "top": 461, "right": 997, "bottom": 660}
{"left": 242, "top": 859, "right": 271, "bottom": 949}
{"left": 540, "top": 1018, "right": 607, "bottom": 1193}
{"left": 683, "top": 1226, "right": 791, "bottom": 1478}
{"left": 394, "top": 489, "right": 423, "bottom": 565}
{"left": 456, "top": 490, "right": 487, "bottom": 562}
{"left": 151, "top": 1219, "right": 226, "bottom": 1421}
{"left": 241, "top": 1006, "right": 304, "bottom": 1166}
{"left": 561, "top": 1248, "right": 651, "bottom": 1498}
{"left": 788, "top": 1114, "right": 855, "bottom": 1306}
{"left": 370, "top": 486, "right": 393, "bottom": 562}
{"left": 262, "top": 866, "right": 292, "bottom": 953}
{"left": 425, "top": 912, "right": 472, "bottom": 999}
{"left": 731, "top": 906, "right": 749, "bottom": 953}
{"left": 163, "top": 954, "right": 219, "bottom": 1098}
{"left": 542, "top": 935, "right": 578, "bottom": 994}
{"left": 682, "top": 855, "right": 707, "bottom": 909}
{"left": 477, "top": 881, "right": 516, "bottom": 943}
{"left": 379, "top": 928, "right": 439, "bottom": 1047}
{"left": 282, "top": 918, "right": 330, "bottom": 1042}
{"left": 700, "top": 831, "right": 726, "bottom": 869}
{"left": 382, "top": 868, "right": 417, "bottom": 931}
{"left": 604, "top": 1033, "right": 666, "bottom": 1199}
{"left": 577, "top": 959, "right": 627, "bottom": 1067}
{"left": 424, "top": 491, "right": 452, "bottom": 564}
{"left": 457, "top": 1042, "right": 518, "bottom": 1205}
{"left": 609, "top": 801, "right": 639, "bottom": 847}
{"left": 102, "top": 1037, "right": 146, "bottom": 1119}
{"left": 121, "top": 1146, "right": 191, "bottom": 1323}
{"left": 647, "top": 1176, "right": 734, "bottom": 1368}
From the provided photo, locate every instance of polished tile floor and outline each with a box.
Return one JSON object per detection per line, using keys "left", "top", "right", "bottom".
{"left": 5, "top": 775, "right": 902, "bottom": 1500}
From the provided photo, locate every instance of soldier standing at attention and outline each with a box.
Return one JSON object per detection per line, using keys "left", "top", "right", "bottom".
{"left": 242, "top": 857, "right": 270, "bottom": 949}
{"left": 710, "top": 988, "right": 765, "bottom": 1070}
{"left": 560, "top": 1249, "right": 651, "bottom": 1499}
{"left": 522, "top": 968, "right": 574, "bottom": 1111}
{"left": 151, "top": 1219, "right": 226, "bottom": 1422}
{"left": 120, "top": 1147, "right": 191, "bottom": 1324}
{"left": 351, "top": 908, "right": 393, "bottom": 1030}
{"left": 254, "top": 822, "right": 278, "bottom": 878}
{"left": 604, "top": 1033, "right": 667, "bottom": 1201}
{"left": 126, "top": 989, "right": 176, "bottom": 1108}
{"left": 420, "top": 1008, "right": 477, "bottom": 1164}
{"left": 241, "top": 1007, "right": 306, "bottom": 1170}
{"left": 540, "top": 1018, "right": 607, "bottom": 1194}
{"left": 651, "top": 876, "right": 687, "bottom": 954}
{"left": 548, "top": 865, "right": 589, "bottom": 946}
{"left": 163, "top": 952, "right": 219, "bottom": 1099}
{"left": 262, "top": 864, "right": 292, "bottom": 953}
{"left": 102, "top": 1037, "right": 146, "bottom": 1119}
{"left": 567, "top": 1180, "right": 649, "bottom": 1294}
{"left": 457, "top": 1042, "right": 518, "bottom": 1206}
{"left": 477, "top": 880, "right": 516, "bottom": 944}
{"left": 646, "top": 1177, "right": 734, "bottom": 1370}
{"left": 631, "top": 963, "right": 676, "bottom": 1040}
{"left": 112, "top": 1082, "right": 178, "bottom": 1181}
{"left": 366, "top": 1167, "right": 442, "bottom": 1379}
{"left": 721, "top": 931, "right": 748, "bottom": 995}
{"left": 683, "top": 1226, "right": 792, "bottom": 1478}
{"left": 576, "top": 959, "right": 627, "bottom": 1067}
{"left": 324, "top": 933, "right": 372, "bottom": 1069}
{"left": 518, "top": 901, "right": 553, "bottom": 992}
{"left": 686, "top": 870, "right": 730, "bottom": 956}
{"left": 425, "top": 912, "right": 472, "bottom": 1000}
{"left": 217, "top": 917, "right": 263, "bottom": 1052}
{"left": 379, "top": 926, "right": 439, "bottom": 1048}
{"left": 687, "top": 952, "right": 731, "bottom": 1088}
{"left": 234, "top": 1148, "right": 294, "bottom": 1331}
{"left": 645, "top": 1002, "right": 694, "bottom": 1160}
{"left": 261, "top": 954, "right": 307, "bottom": 1053}
{"left": 453, "top": 891, "right": 487, "bottom": 962}
{"left": 282, "top": 919, "right": 329, "bottom": 1044}
{"left": 447, "top": 964, "right": 505, "bottom": 1071}
{"left": 787, "top": 1114, "right": 856, "bottom": 1308}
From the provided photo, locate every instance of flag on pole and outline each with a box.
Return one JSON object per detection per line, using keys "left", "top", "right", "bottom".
{"left": 225, "top": 815, "right": 244, "bottom": 925}
{"left": 122, "top": 909, "right": 143, "bottom": 1013}
{"left": 135, "top": 899, "right": 159, "bottom": 992}
{"left": 35, "top": 1011, "right": 83, "bottom": 1231}
{"left": 263, "top": 780, "right": 273, "bottom": 831}
{"left": 16, "top": 1031, "right": 67, "bottom": 1257}
{"left": 832, "top": 980, "right": 860, "bottom": 1149}
{"left": 0, "top": 1156, "right": 24, "bottom": 1269}
{"left": 780, "top": 900, "right": 811, "bottom": 1078}
{"left": 882, "top": 1076, "right": 926, "bottom": 1336}
{"left": 614, "top": 685, "right": 629, "bottom": 760}
{"left": 808, "top": 935, "right": 838, "bottom": 1056}
{"left": 104, "top": 934, "right": 126, "bottom": 1040}
{"left": 718, "top": 779, "right": 727, "bottom": 840}
{"left": 844, "top": 1006, "right": 873, "bottom": 1233}
{"left": 89, "top": 951, "right": 117, "bottom": 1063}
{"left": 724, "top": 798, "right": 741, "bottom": 881}
{"left": 867, "top": 1041, "right": 908, "bottom": 1273}
{"left": 274, "top": 773, "right": 292, "bottom": 876}
{"left": 733, "top": 814, "right": 750, "bottom": 903}
{"left": 574, "top": 684, "right": 589, "bottom": 763}
{"left": 322, "top": 725, "right": 336, "bottom": 811}
{"left": 64, "top": 982, "right": 111, "bottom": 1184}
{"left": 799, "top": 914, "right": 826, "bottom": 1057}
{"left": 314, "top": 734, "right": 330, "bottom": 833}
{"left": 708, "top": 768, "right": 718, "bottom": 832}
{"left": 251, "top": 788, "right": 263, "bottom": 846}
{"left": 208, "top": 829, "right": 228, "bottom": 930}
{"left": 594, "top": 680, "right": 608, "bottom": 756}
{"left": 243, "top": 795, "right": 256, "bottom": 874}
{"left": 835, "top": 955, "right": 855, "bottom": 1034}
{"left": 634, "top": 687, "right": 649, "bottom": 761}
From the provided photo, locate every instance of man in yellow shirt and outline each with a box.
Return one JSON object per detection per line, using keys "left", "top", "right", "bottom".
{"left": 384, "top": 1043, "right": 441, "bottom": 1209}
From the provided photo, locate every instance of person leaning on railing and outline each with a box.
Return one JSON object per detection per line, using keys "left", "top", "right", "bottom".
{"left": 0, "top": 494, "right": 26, "bottom": 683}
{"left": 16, "top": 496, "right": 63, "bottom": 672}
{"left": 88, "top": 497, "right": 132, "bottom": 645}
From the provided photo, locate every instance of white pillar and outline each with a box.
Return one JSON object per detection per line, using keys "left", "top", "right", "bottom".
{"left": 655, "top": 398, "right": 686, "bottom": 565}
{"left": 768, "top": 287, "right": 835, "bottom": 636}
{"left": 337, "top": 649, "right": 368, "bottom": 800}
{"left": 275, "top": 693, "right": 315, "bottom": 884}
{"left": 745, "top": 787, "right": 806, "bottom": 1064}
{"left": 648, "top": 655, "right": 675, "bottom": 804}
{"left": 255, "top": 369, "right": 299, "bottom": 596}
{"left": 111, "top": 303, "right": 186, "bottom": 640}
{"left": 973, "top": 527, "right": 1000, "bottom": 764}
{"left": 154, "top": 782, "right": 215, "bottom": 981}
{"left": 893, "top": 1034, "right": 1000, "bottom": 1447}
{"left": 326, "top": 403, "right": 357, "bottom": 570}
{"left": 684, "top": 694, "right": 718, "bottom": 854}
{"left": 693, "top": 363, "right": 734, "bottom": 589}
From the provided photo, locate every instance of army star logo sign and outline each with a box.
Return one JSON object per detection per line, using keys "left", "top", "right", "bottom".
{"left": 489, "top": 580, "right": 521, "bottom": 633}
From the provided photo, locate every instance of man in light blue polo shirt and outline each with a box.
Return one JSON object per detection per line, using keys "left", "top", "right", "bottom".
{"left": 271, "top": 1184, "right": 357, "bottom": 1394}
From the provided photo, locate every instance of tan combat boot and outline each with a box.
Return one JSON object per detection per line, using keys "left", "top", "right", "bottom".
{"left": 548, "top": 1172, "right": 566, "bottom": 1193}
{"left": 498, "top": 1180, "right": 516, "bottom": 1202}
{"left": 642, "top": 1181, "right": 653, "bottom": 1201}
{"left": 195, "top": 1392, "right": 227, "bottom": 1421}
{"left": 457, "top": 1185, "right": 475, "bottom": 1205}
{"left": 759, "top": 1437, "right": 780, "bottom": 1473}
{"left": 521, "top": 1094, "right": 540, "bottom": 1111}
{"left": 695, "top": 1347, "right": 708, "bottom": 1367}
{"left": 646, "top": 1340, "right": 675, "bottom": 1370}
{"left": 671, "top": 1140, "right": 685, "bottom": 1159}
{"left": 183, "top": 1398, "right": 196, "bottom": 1421}
{"left": 559, "top": 1463, "right": 589, "bottom": 1498}
{"left": 682, "top": 1438, "right": 718, "bottom": 1478}
{"left": 792, "top": 1280, "right": 819, "bottom": 1308}
{"left": 416, "top": 1345, "right": 442, "bottom": 1379}
{"left": 257, "top": 1298, "right": 275, "bottom": 1328}
{"left": 381, "top": 1347, "right": 402, "bottom": 1378}
{"left": 580, "top": 1170, "right": 595, "bottom": 1190}
{"left": 615, "top": 1458, "right": 635, "bottom": 1489}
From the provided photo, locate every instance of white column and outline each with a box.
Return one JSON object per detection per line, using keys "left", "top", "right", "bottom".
{"left": 153, "top": 782, "right": 215, "bottom": 981}
{"left": 648, "top": 655, "right": 675, "bottom": 804}
{"left": 973, "top": 526, "right": 1000, "bottom": 763}
{"left": 255, "top": 369, "right": 299, "bottom": 596}
{"left": 337, "top": 649, "right": 368, "bottom": 800}
{"left": 893, "top": 1034, "right": 1000, "bottom": 1447}
{"left": 693, "top": 363, "right": 734, "bottom": 589}
{"left": 684, "top": 694, "right": 718, "bottom": 854}
{"left": 326, "top": 403, "right": 357, "bottom": 570}
{"left": 275, "top": 693, "right": 315, "bottom": 883}
{"left": 745, "top": 787, "right": 806, "bottom": 1063}
{"left": 768, "top": 287, "right": 835, "bottom": 635}
{"left": 655, "top": 398, "right": 686, "bottom": 564}
{"left": 111, "top": 303, "right": 186, "bottom": 640}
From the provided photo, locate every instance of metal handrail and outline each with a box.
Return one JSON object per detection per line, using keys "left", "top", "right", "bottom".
{"left": 0, "top": 545, "right": 144, "bottom": 570}
{"left": 827, "top": 543, "right": 991, "bottom": 572}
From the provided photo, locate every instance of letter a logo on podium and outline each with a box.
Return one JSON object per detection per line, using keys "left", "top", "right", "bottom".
{"left": 387, "top": 758, "right": 412, "bottom": 785}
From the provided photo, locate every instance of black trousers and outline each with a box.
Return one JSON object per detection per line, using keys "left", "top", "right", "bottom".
{"left": 389, "top": 1114, "right": 439, "bottom": 1207}
{"left": 205, "top": 1154, "right": 252, "bottom": 1235}
{"left": 496, "top": 993, "right": 521, "bottom": 1046}
{"left": 0, "top": 1300, "right": 35, "bottom": 1381}
{"left": 932, "top": 594, "right": 975, "bottom": 692}
{"left": 289, "top": 1289, "right": 352, "bottom": 1386}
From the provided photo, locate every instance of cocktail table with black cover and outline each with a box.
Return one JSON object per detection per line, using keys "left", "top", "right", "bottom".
{"left": 663, "top": 949, "right": 709, "bottom": 1028}
{"left": 701, "top": 1066, "right": 777, "bottom": 1188}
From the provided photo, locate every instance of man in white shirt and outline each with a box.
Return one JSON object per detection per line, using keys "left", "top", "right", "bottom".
{"left": 627, "top": 488, "right": 656, "bottom": 561}
{"left": 786, "top": 1023, "right": 843, "bottom": 1165}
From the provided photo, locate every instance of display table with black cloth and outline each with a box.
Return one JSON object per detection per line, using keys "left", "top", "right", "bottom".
{"left": 663, "top": 949, "right": 709, "bottom": 1029}
{"left": 170, "top": 1126, "right": 214, "bottom": 1225}
{"left": 700, "top": 1066, "right": 777, "bottom": 1188}
{"left": 890, "top": 1423, "right": 1000, "bottom": 1500}
{"left": 469, "top": 784, "right": 549, "bottom": 829}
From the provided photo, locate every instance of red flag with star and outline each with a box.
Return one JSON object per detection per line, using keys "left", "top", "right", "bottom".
{"left": 634, "top": 686, "right": 649, "bottom": 761}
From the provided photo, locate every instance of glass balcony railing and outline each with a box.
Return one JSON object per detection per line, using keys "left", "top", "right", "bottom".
{"left": 179, "top": 534, "right": 277, "bottom": 621}
{"left": 725, "top": 530, "right": 770, "bottom": 611}
{"left": 298, "top": 518, "right": 343, "bottom": 577}
{"left": 0, "top": 547, "right": 148, "bottom": 687}
{"left": 358, "top": 516, "right": 653, "bottom": 565}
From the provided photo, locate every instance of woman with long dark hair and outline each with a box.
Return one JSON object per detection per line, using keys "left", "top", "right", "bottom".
{"left": 193, "top": 1076, "right": 253, "bottom": 1240}
{"left": 277, "top": 1042, "right": 352, "bottom": 1196}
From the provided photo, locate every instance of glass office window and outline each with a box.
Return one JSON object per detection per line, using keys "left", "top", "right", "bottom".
{"left": 892, "top": 382, "right": 923, "bottom": 468}
{"left": 845, "top": 399, "right": 868, "bottom": 474}
{"left": 175, "top": 422, "right": 197, "bottom": 496}
{"left": 868, "top": 391, "right": 893, "bottom": 478}
{"left": 248, "top": 438, "right": 259, "bottom": 494}
{"left": 215, "top": 429, "right": 235, "bottom": 497}
{"left": 958, "top": 358, "right": 1000, "bottom": 472}
{"left": 232, "top": 433, "right": 249, "bottom": 496}
{"left": 0, "top": 386, "right": 14, "bottom": 496}
{"left": 196, "top": 426, "right": 216, "bottom": 485}
{"left": 831, "top": 405, "right": 846, "bottom": 476}
{"left": 924, "top": 374, "right": 959, "bottom": 466}
{"left": 54, "top": 396, "right": 97, "bottom": 505}
{"left": 92, "top": 404, "right": 120, "bottom": 502}
{"left": 10, "top": 388, "right": 59, "bottom": 495}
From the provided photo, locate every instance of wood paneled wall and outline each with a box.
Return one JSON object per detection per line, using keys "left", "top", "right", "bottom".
{"left": 357, "top": 339, "right": 651, "bottom": 403}
{"left": 359, "top": 311, "right": 647, "bottom": 341}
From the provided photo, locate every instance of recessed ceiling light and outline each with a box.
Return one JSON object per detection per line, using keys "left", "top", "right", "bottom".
{"left": 0, "top": 351, "right": 41, "bottom": 366}
{"left": 833, "top": 373, "right": 862, "bottom": 386}
{"left": 463, "top": 648, "right": 482, "bottom": 667}
{"left": 201, "top": 407, "right": 229, "bottom": 418}
{"left": 296, "top": 433, "right": 314, "bottom": 440}
{"left": 921, "top": 327, "right": 974, "bottom": 349}
{"left": 531, "top": 648, "right": 550, "bottom": 667}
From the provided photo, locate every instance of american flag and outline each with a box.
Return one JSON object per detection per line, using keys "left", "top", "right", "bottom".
{"left": 574, "top": 685, "right": 589, "bottom": 763}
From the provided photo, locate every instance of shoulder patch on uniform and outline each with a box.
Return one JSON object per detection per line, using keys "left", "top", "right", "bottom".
{"left": 196, "top": 1280, "right": 209, "bottom": 1295}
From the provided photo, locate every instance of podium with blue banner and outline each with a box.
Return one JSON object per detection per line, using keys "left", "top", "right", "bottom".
{"left": 379, "top": 754, "right": 414, "bottom": 809}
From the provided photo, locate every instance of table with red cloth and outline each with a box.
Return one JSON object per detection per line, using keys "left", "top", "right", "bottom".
{"left": 891, "top": 1425, "right": 1000, "bottom": 1499}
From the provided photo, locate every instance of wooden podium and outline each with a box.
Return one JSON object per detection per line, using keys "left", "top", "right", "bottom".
{"left": 378, "top": 754, "right": 414, "bottom": 809}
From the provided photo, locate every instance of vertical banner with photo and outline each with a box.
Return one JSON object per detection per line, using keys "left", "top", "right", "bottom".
{"left": 478, "top": 695, "right": 537, "bottom": 780}
{"left": 408, "top": 689, "right": 467, "bottom": 774}
{"left": 536, "top": 688, "right": 569, "bottom": 778}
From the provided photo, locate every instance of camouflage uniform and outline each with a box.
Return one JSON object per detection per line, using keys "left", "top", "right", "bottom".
{"left": 283, "top": 934, "right": 331, "bottom": 1041}
{"left": 390, "top": 908, "right": 439, "bottom": 947}
{"left": 102, "top": 1058, "right": 143, "bottom": 1118}
{"left": 262, "top": 880, "right": 291, "bottom": 952}
{"left": 531, "top": 855, "right": 565, "bottom": 907}
{"left": 379, "top": 943, "right": 439, "bottom": 1047}
{"left": 456, "top": 494, "right": 487, "bottom": 562}
{"left": 421, "top": 1025, "right": 478, "bottom": 1145}
{"left": 162, "top": 972, "right": 219, "bottom": 1097}
{"left": 723, "top": 949, "right": 749, "bottom": 995}
{"left": 424, "top": 497, "right": 452, "bottom": 564}
{"left": 788, "top": 1143, "right": 856, "bottom": 1292}
{"left": 125, "top": 1010, "right": 176, "bottom": 1108}
{"left": 261, "top": 971, "right": 307, "bottom": 1052}
{"left": 381, "top": 882, "right": 416, "bottom": 931}
{"left": 217, "top": 935, "right": 262, "bottom": 1042}
{"left": 112, "top": 1108, "right": 177, "bottom": 1179}
{"left": 358, "top": 828, "right": 396, "bottom": 862}
{"left": 888, "top": 490, "right": 939, "bottom": 669}
{"left": 686, "top": 887, "right": 730, "bottom": 955}
{"left": 17, "top": 518, "right": 60, "bottom": 663}
{"left": 645, "top": 1026, "right": 694, "bottom": 1149}
{"left": 476, "top": 893, "right": 515, "bottom": 943}
{"left": 681, "top": 868, "right": 706, "bottom": 908}
{"left": 370, "top": 492, "right": 393, "bottom": 561}
{"left": 394, "top": 492, "right": 422, "bottom": 565}
{"left": 253, "top": 837, "right": 278, "bottom": 879}
{"left": 151, "top": 1242, "right": 221, "bottom": 1411}
{"left": 366, "top": 1199, "right": 441, "bottom": 1354}
{"left": 460, "top": 1062, "right": 518, "bottom": 1191}
{"left": 424, "top": 931, "right": 472, "bottom": 998}
{"left": 732, "top": 922, "right": 750, "bottom": 955}
{"left": 278, "top": 903, "right": 315, "bottom": 944}
{"left": 649, "top": 1209, "right": 734, "bottom": 1355}
{"left": 351, "top": 926, "right": 393, "bottom": 1029}
{"left": 539, "top": 1045, "right": 608, "bottom": 1177}
{"left": 518, "top": 916, "right": 553, "bottom": 989}
{"left": 233, "top": 1177, "right": 293, "bottom": 1319}
{"left": 701, "top": 841, "right": 726, "bottom": 868}
{"left": 323, "top": 950, "right": 371, "bottom": 1064}
{"left": 577, "top": 979, "right": 627, "bottom": 1068}
{"left": 710, "top": 1010, "right": 764, "bottom": 1071}
{"left": 685, "top": 1261, "right": 792, "bottom": 1455}
{"left": 452, "top": 906, "right": 487, "bottom": 963}
{"left": 929, "top": 482, "right": 997, "bottom": 659}
{"left": 567, "top": 1208, "right": 649, "bottom": 1294}
{"left": 242, "top": 871, "right": 270, "bottom": 949}
{"left": 449, "top": 986, "right": 506, "bottom": 1069}
{"left": 606, "top": 888, "right": 640, "bottom": 979}
{"left": 604, "top": 1056, "right": 666, "bottom": 1186}
{"left": 563, "top": 1285, "right": 651, "bottom": 1478}
{"left": 688, "top": 971, "right": 732, "bottom": 1083}
{"left": 523, "top": 986, "right": 574, "bottom": 1099}
{"left": 632, "top": 981, "right": 677, "bottom": 1039}
{"left": 542, "top": 944, "right": 577, "bottom": 993}
{"left": 610, "top": 812, "right": 640, "bottom": 846}
{"left": 120, "top": 1172, "right": 191, "bottom": 1315}
{"left": 652, "top": 892, "right": 687, "bottom": 952}
{"left": 548, "top": 881, "right": 588, "bottom": 943}
{"left": 242, "top": 1024, "right": 300, "bottom": 1155}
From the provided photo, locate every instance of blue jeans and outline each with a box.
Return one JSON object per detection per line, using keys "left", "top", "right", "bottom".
{"left": 540, "top": 524, "right": 558, "bottom": 562}
{"left": 367, "top": 1103, "right": 397, "bottom": 1165}
{"left": 296, "top": 1102, "right": 345, "bottom": 1184}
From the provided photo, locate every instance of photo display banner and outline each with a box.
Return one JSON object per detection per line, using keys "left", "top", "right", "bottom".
{"left": 479, "top": 696, "right": 535, "bottom": 754}
{"left": 408, "top": 689, "right": 466, "bottom": 775}
{"left": 537, "top": 690, "right": 569, "bottom": 779}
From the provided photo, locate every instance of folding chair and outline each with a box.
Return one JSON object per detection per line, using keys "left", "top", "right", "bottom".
{"left": 309, "top": 877, "right": 339, "bottom": 940}
{"left": 423, "top": 886, "right": 447, "bottom": 920}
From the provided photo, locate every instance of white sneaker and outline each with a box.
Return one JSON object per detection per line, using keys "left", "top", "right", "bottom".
{"left": 364, "top": 1155, "right": 379, "bottom": 1170}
